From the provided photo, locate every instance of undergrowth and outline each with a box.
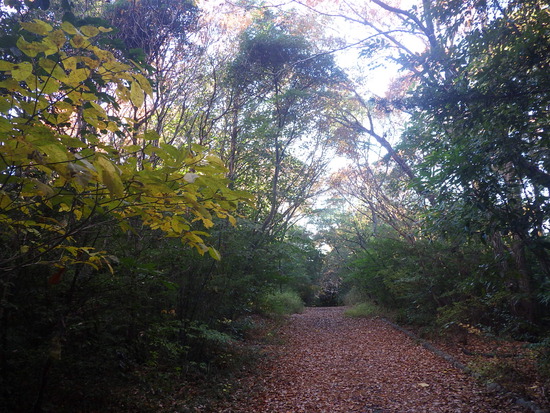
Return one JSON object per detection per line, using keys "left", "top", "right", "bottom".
{"left": 344, "top": 301, "right": 384, "bottom": 318}
{"left": 261, "top": 291, "right": 305, "bottom": 316}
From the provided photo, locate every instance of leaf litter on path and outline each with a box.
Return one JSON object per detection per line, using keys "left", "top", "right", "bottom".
{"left": 218, "top": 307, "right": 529, "bottom": 412}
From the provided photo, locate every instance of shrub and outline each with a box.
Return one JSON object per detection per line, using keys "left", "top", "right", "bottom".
{"left": 261, "top": 291, "right": 305, "bottom": 315}
{"left": 344, "top": 301, "right": 383, "bottom": 318}
{"left": 343, "top": 286, "right": 369, "bottom": 306}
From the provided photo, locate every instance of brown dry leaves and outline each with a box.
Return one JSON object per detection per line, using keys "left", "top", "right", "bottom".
{"left": 219, "top": 307, "right": 527, "bottom": 413}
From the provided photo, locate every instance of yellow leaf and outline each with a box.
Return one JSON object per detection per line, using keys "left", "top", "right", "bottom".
{"left": 133, "top": 73, "right": 153, "bottom": 97}
{"left": 20, "top": 19, "right": 53, "bottom": 35}
{"left": 208, "top": 246, "right": 221, "bottom": 261}
{"left": 0, "top": 192, "right": 12, "bottom": 210}
{"left": 39, "top": 60, "right": 67, "bottom": 82}
{"left": 41, "top": 37, "right": 59, "bottom": 56}
{"left": 171, "top": 216, "right": 189, "bottom": 233}
{"left": 130, "top": 81, "right": 144, "bottom": 107}
{"left": 39, "top": 77, "right": 60, "bottom": 94}
{"left": 202, "top": 218, "right": 214, "bottom": 228}
{"left": 116, "top": 85, "right": 130, "bottom": 101}
{"left": 70, "top": 34, "right": 89, "bottom": 49}
{"left": 47, "top": 29, "right": 66, "bottom": 48}
{"left": 59, "top": 203, "right": 71, "bottom": 212}
{"left": 90, "top": 46, "right": 113, "bottom": 62}
{"left": 38, "top": 57, "right": 57, "bottom": 70}
{"left": 197, "top": 243, "right": 209, "bottom": 255}
{"left": 16, "top": 36, "right": 47, "bottom": 57}
{"left": 81, "top": 56, "right": 100, "bottom": 69}
{"left": 61, "top": 21, "right": 78, "bottom": 35}
{"left": 62, "top": 56, "right": 77, "bottom": 72}
{"left": 90, "top": 102, "right": 107, "bottom": 118}
{"left": 94, "top": 155, "right": 124, "bottom": 198}
{"left": 0, "top": 60, "right": 14, "bottom": 71}
{"left": 106, "top": 121, "right": 119, "bottom": 132}
{"left": 55, "top": 101, "right": 73, "bottom": 111}
{"left": 11, "top": 62, "right": 33, "bottom": 81}
{"left": 66, "top": 67, "right": 90, "bottom": 86}
{"left": 80, "top": 25, "right": 100, "bottom": 38}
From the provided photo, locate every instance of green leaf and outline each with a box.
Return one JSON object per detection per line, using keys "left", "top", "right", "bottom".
{"left": 0, "top": 97, "right": 12, "bottom": 112}
{"left": 40, "top": 143, "right": 70, "bottom": 164}
{"left": 141, "top": 130, "right": 160, "bottom": 141}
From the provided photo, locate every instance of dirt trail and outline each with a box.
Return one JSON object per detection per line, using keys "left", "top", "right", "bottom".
{"left": 222, "top": 307, "right": 526, "bottom": 413}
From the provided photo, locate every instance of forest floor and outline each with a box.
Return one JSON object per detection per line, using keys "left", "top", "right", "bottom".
{"left": 212, "top": 307, "right": 543, "bottom": 413}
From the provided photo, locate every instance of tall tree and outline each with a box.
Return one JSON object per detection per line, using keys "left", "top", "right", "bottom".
{"left": 224, "top": 9, "right": 347, "bottom": 241}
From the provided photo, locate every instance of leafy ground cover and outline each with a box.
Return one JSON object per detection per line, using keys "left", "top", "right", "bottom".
{"left": 215, "top": 307, "right": 537, "bottom": 412}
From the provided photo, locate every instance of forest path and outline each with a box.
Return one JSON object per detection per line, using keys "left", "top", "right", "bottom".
{"left": 220, "top": 307, "right": 526, "bottom": 413}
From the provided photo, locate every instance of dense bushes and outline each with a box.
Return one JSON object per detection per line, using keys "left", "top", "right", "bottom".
{"left": 261, "top": 291, "right": 305, "bottom": 316}
{"left": 0, "top": 218, "right": 320, "bottom": 411}
{"left": 346, "top": 233, "right": 550, "bottom": 338}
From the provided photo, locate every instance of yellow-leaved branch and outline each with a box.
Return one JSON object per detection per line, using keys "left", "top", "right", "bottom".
{"left": 0, "top": 19, "right": 248, "bottom": 276}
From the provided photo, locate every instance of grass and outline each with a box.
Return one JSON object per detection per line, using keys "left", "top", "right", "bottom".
{"left": 344, "top": 301, "right": 384, "bottom": 318}
{"left": 261, "top": 291, "right": 304, "bottom": 316}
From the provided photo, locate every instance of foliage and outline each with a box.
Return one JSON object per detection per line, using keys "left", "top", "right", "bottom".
{"left": 332, "top": 0, "right": 550, "bottom": 346}
{"left": 223, "top": 10, "right": 347, "bottom": 240}
{"left": 397, "top": 0, "right": 550, "bottom": 322}
{"left": 104, "top": 0, "right": 199, "bottom": 60}
{"left": 345, "top": 228, "right": 542, "bottom": 334}
{"left": 344, "top": 301, "right": 383, "bottom": 318}
{"left": 0, "top": 16, "right": 249, "bottom": 412}
{"left": 260, "top": 290, "right": 305, "bottom": 316}
{"left": 0, "top": 19, "right": 242, "bottom": 272}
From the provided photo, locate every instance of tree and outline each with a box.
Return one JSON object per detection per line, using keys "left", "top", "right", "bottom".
{"left": 0, "top": 19, "right": 240, "bottom": 270}
{"left": 398, "top": 0, "right": 550, "bottom": 321}
{"left": 224, "top": 9, "right": 347, "bottom": 242}
{"left": 306, "top": 0, "right": 550, "bottom": 332}
{"left": 0, "top": 18, "right": 245, "bottom": 410}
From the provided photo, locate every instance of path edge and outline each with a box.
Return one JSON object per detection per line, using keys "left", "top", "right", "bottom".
{"left": 380, "top": 317, "right": 549, "bottom": 413}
